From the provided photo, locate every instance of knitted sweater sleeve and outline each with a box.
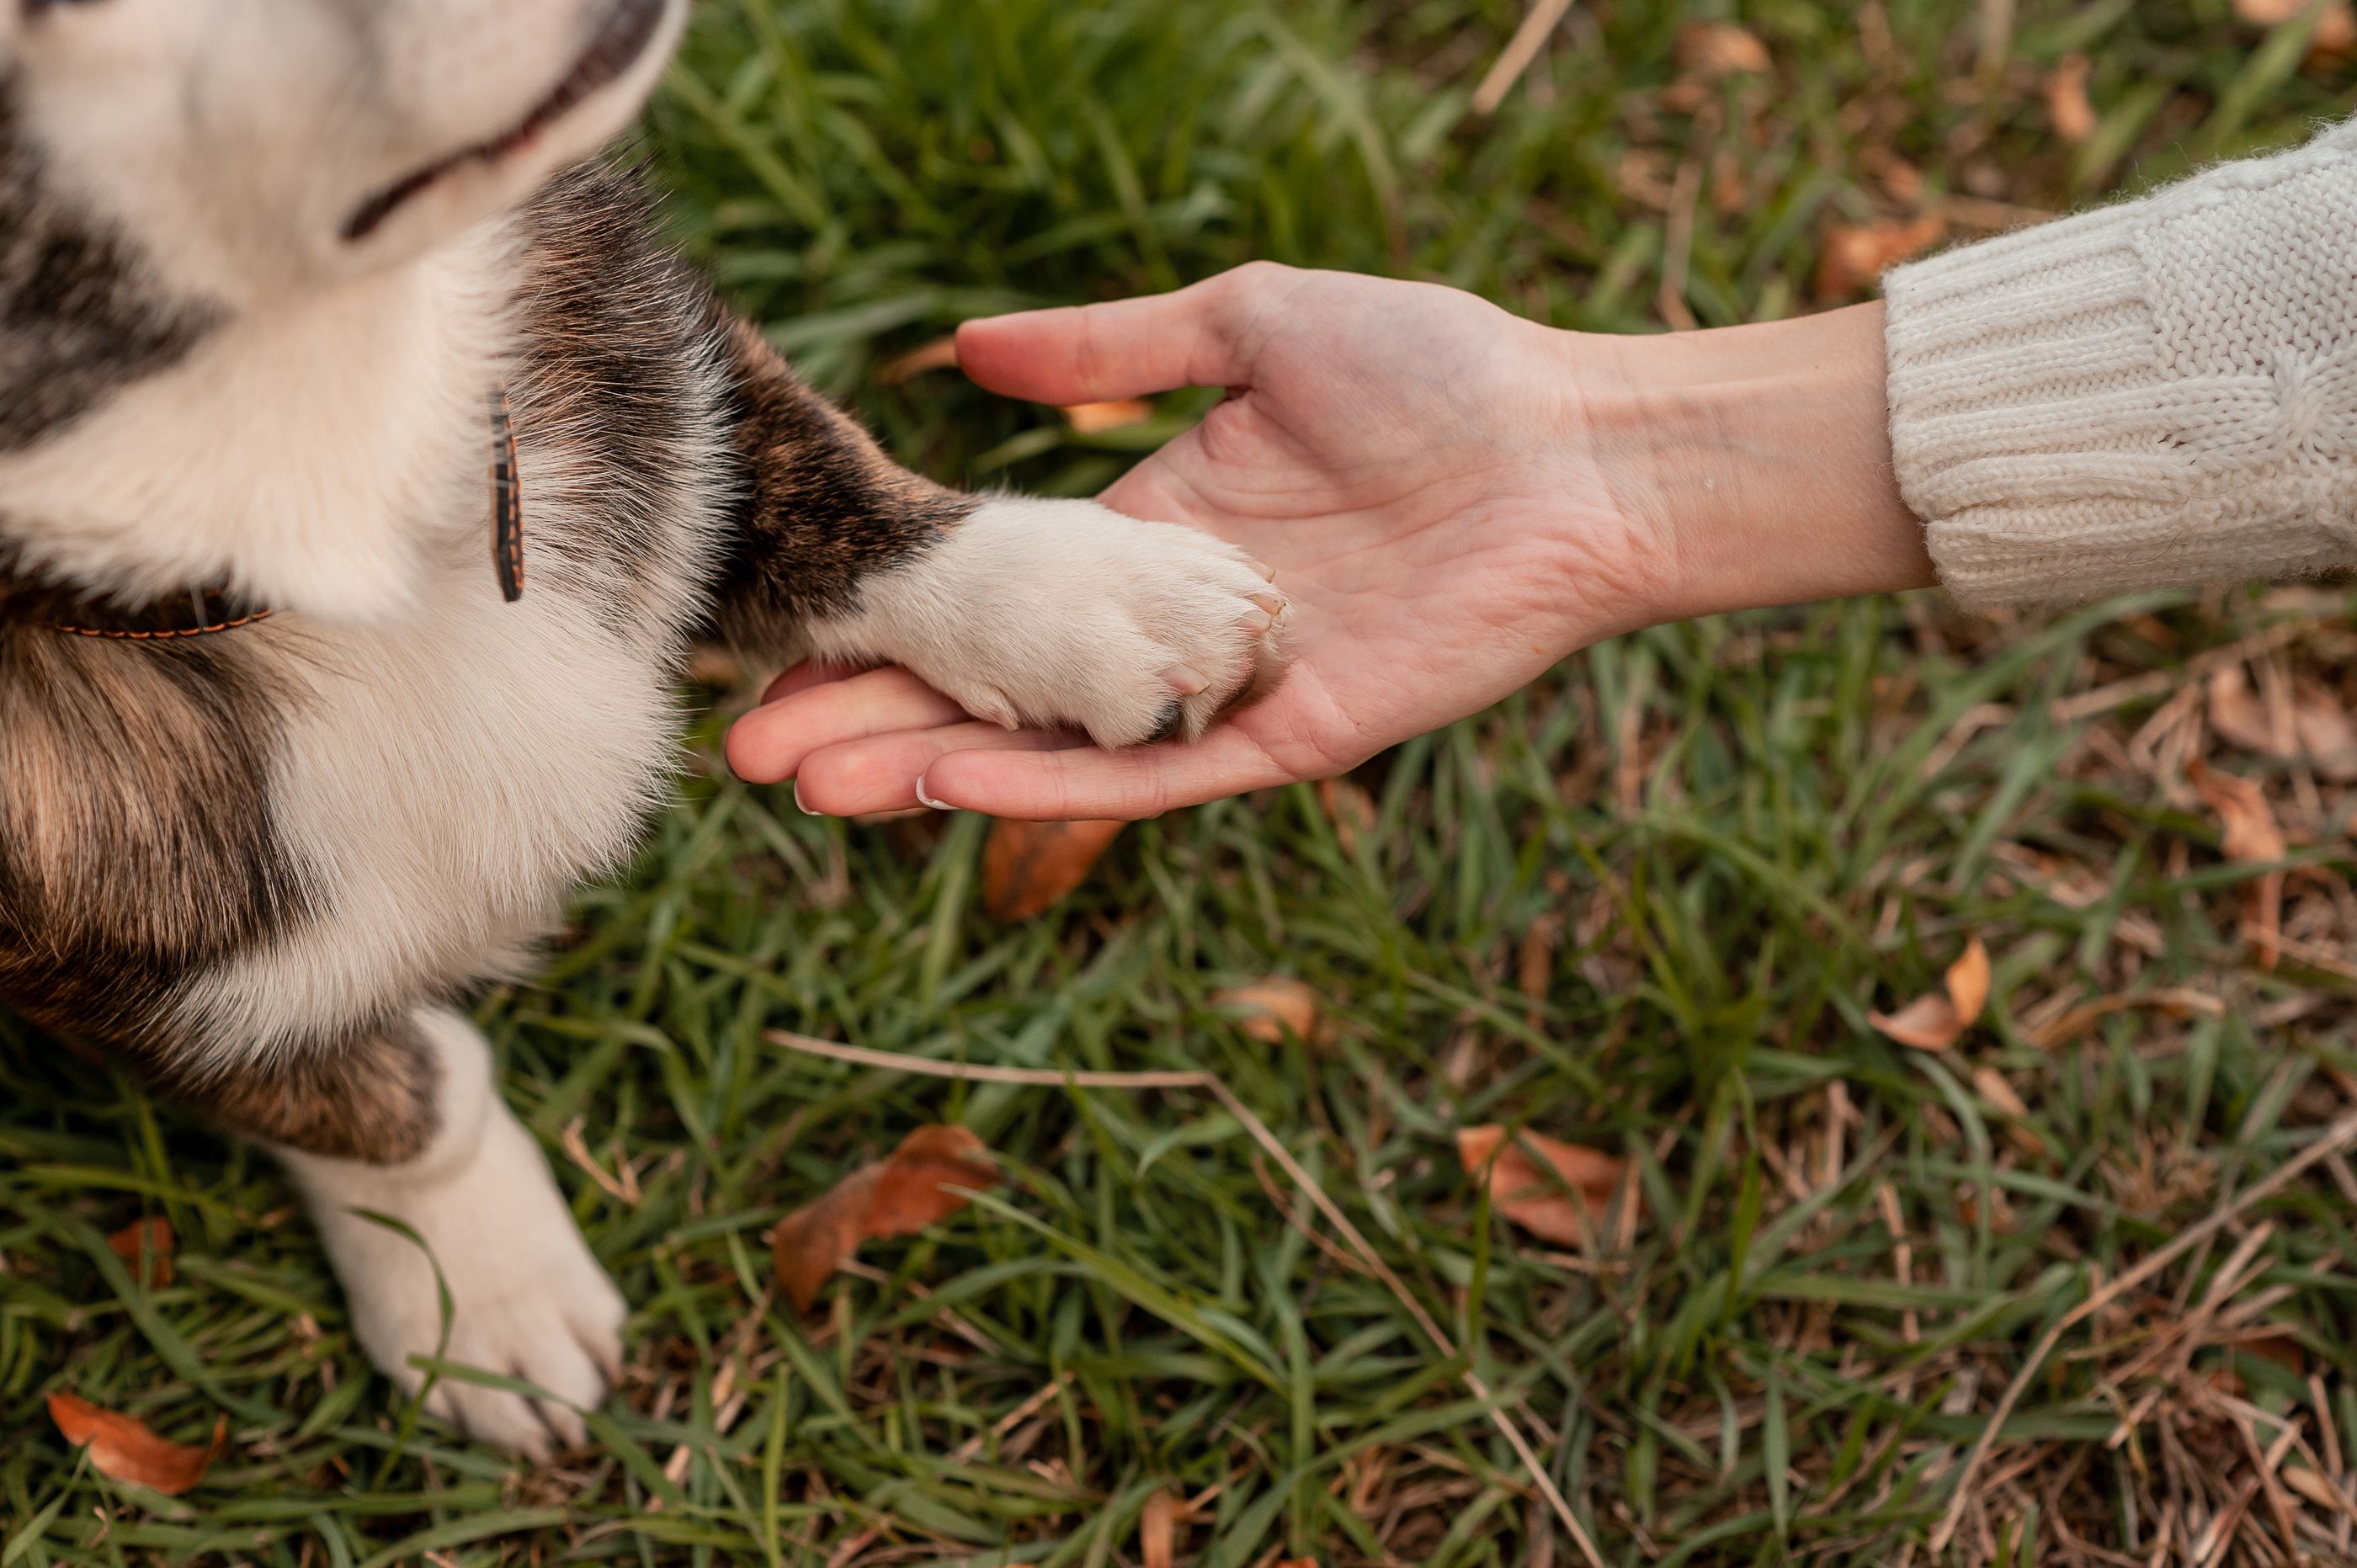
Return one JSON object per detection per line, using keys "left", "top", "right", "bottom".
{"left": 1883, "top": 118, "right": 2357, "bottom": 607}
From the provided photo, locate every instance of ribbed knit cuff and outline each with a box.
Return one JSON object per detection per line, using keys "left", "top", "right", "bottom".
{"left": 1885, "top": 120, "right": 2357, "bottom": 607}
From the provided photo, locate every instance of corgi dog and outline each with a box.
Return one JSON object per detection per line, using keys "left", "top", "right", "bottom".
{"left": 0, "top": 0, "right": 1282, "bottom": 1454}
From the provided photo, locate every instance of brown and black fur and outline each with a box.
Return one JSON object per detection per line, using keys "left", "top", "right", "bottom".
{"left": 0, "top": 165, "right": 962, "bottom": 1166}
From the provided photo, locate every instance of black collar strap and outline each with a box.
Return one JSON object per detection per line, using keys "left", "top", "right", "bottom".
{"left": 45, "top": 382, "right": 524, "bottom": 640}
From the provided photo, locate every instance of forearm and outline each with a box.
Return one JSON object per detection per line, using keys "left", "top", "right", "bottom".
{"left": 1580, "top": 303, "right": 1935, "bottom": 625}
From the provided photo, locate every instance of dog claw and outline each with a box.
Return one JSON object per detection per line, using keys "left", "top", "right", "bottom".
{"left": 1248, "top": 590, "right": 1286, "bottom": 618}
{"left": 1163, "top": 663, "right": 1209, "bottom": 696}
{"left": 1249, "top": 559, "right": 1277, "bottom": 582}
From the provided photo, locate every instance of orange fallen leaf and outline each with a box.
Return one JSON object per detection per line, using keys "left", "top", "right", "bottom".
{"left": 107, "top": 1217, "right": 175, "bottom": 1290}
{"left": 876, "top": 335, "right": 960, "bottom": 385}
{"left": 982, "top": 818, "right": 1125, "bottom": 921}
{"left": 2237, "top": 0, "right": 2357, "bottom": 50}
{"left": 47, "top": 1393, "right": 225, "bottom": 1495}
{"left": 2044, "top": 54, "right": 2097, "bottom": 144}
{"left": 1870, "top": 937, "right": 1990, "bottom": 1051}
{"left": 771, "top": 1125, "right": 998, "bottom": 1311}
{"left": 1316, "top": 777, "right": 1377, "bottom": 855}
{"left": 1456, "top": 1124, "right": 1626, "bottom": 1247}
{"left": 1673, "top": 20, "right": 1771, "bottom": 80}
{"left": 1971, "top": 1066, "right": 2044, "bottom": 1155}
{"left": 1061, "top": 399, "right": 1155, "bottom": 435}
{"left": 1141, "top": 1489, "right": 1182, "bottom": 1568}
{"left": 2189, "top": 760, "right": 2286, "bottom": 970}
{"left": 1815, "top": 215, "right": 1945, "bottom": 299}
{"left": 1213, "top": 977, "right": 1323, "bottom": 1044}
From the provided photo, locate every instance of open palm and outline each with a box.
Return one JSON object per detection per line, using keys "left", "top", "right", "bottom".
{"left": 727, "top": 264, "right": 1670, "bottom": 820}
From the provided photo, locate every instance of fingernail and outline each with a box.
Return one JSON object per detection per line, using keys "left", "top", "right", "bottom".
{"left": 915, "top": 775, "right": 952, "bottom": 811}
{"left": 794, "top": 780, "right": 825, "bottom": 816}
{"left": 1163, "top": 663, "right": 1208, "bottom": 696}
{"left": 1248, "top": 590, "right": 1287, "bottom": 617}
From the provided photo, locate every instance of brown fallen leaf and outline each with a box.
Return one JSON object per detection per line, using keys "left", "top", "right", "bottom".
{"left": 2044, "top": 53, "right": 2097, "bottom": 144}
{"left": 1317, "top": 777, "right": 1377, "bottom": 856}
{"left": 1141, "top": 1489, "right": 1182, "bottom": 1568}
{"left": 770, "top": 1125, "right": 998, "bottom": 1311}
{"left": 1673, "top": 19, "right": 1771, "bottom": 80}
{"left": 2284, "top": 1464, "right": 2354, "bottom": 1516}
{"left": 982, "top": 818, "right": 1125, "bottom": 921}
{"left": 2207, "top": 665, "right": 2282, "bottom": 755}
{"left": 47, "top": 1393, "right": 225, "bottom": 1495}
{"left": 2295, "top": 683, "right": 2357, "bottom": 781}
{"left": 876, "top": 335, "right": 960, "bottom": 385}
{"left": 1870, "top": 937, "right": 1991, "bottom": 1051}
{"left": 1456, "top": 1124, "right": 1626, "bottom": 1247}
{"left": 2208, "top": 668, "right": 2357, "bottom": 779}
{"left": 1213, "top": 977, "right": 1323, "bottom": 1044}
{"left": 1815, "top": 215, "right": 1945, "bottom": 299}
{"left": 2236, "top": 0, "right": 2357, "bottom": 38}
{"left": 106, "top": 1217, "right": 175, "bottom": 1290}
{"left": 2189, "top": 759, "right": 2287, "bottom": 969}
{"left": 1061, "top": 399, "right": 1155, "bottom": 435}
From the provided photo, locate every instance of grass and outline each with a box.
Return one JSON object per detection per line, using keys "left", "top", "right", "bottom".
{"left": 8, "top": 0, "right": 2357, "bottom": 1563}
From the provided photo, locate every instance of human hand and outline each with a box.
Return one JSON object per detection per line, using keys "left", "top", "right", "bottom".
{"left": 728, "top": 263, "right": 1682, "bottom": 818}
{"left": 726, "top": 266, "right": 1931, "bottom": 820}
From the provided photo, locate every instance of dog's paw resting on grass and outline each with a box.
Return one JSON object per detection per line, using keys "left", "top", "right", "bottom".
{"left": 279, "top": 1013, "right": 625, "bottom": 1458}
{"left": 804, "top": 497, "right": 1290, "bottom": 748}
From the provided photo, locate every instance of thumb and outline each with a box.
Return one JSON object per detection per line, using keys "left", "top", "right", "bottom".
{"left": 954, "top": 262, "right": 1295, "bottom": 407}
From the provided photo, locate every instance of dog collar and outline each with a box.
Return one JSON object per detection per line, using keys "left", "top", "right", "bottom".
{"left": 42, "top": 384, "right": 524, "bottom": 641}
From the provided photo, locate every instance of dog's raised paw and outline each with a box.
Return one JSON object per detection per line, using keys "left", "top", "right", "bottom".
{"left": 832, "top": 497, "right": 1290, "bottom": 750}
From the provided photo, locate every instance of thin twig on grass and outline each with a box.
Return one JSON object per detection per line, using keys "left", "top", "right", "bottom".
{"left": 1471, "top": 0, "right": 1575, "bottom": 114}
{"left": 767, "top": 1029, "right": 1609, "bottom": 1568}
{"left": 1928, "top": 1103, "right": 2357, "bottom": 1553}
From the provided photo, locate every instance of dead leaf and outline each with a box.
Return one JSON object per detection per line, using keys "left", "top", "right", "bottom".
{"left": 1673, "top": 20, "right": 1771, "bottom": 80}
{"left": 685, "top": 647, "right": 746, "bottom": 691}
{"left": 1870, "top": 993, "right": 1965, "bottom": 1050}
{"left": 47, "top": 1393, "right": 225, "bottom": 1495}
{"left": 2295, "top": 683, "right": 2357, "bottom": 780}
{"left": 982, "top": 818, "right": 1125, "bottom": 921}
{"left": 876, "top": 335, "right": 960, "bottom": 385}
{"left": 1946, "top": 938, "right": 1992, "bottom": 1023}
{"left": 1061, "top": 399, "right": 1155, "bottom": 435}
{"left": 1870, "top": 937, "right": 1990, "bottom": 1051}
{"left": 1213, "top": 977, "right": 1323, "bottom": 1044}
{"left": 2189, "top": 760, "right": 2287, "bottom": 969}
{"left": 1141, "top": 1489, "right": 1182, "bottom": 1568}
{"left": 770, "top": 1125, "right": 998, "bottom": 1311}
{"left": 1316, "top": 778, "right": 1377, "bottom": 855}
{"left": 2207, "top": 666, "right": 2280, "bottom": 755}
{"left": 2044, "top": 54, "right": 2097, "bottom": 144}
{"left": 106, "top": 1217, "right": 175, "bottom": 1289}
{"left": 2284, "top": 1464, "right": 2354, "bottom": 1516}
{"left": 1815, "top": 215, "right": 1945, "bottom": 298}
{"left": 1456, "top": 1124, "right": 1626, "bottom": 1247}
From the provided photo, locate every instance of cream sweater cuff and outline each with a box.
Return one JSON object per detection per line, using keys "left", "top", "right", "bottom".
{"left": 1884, "top": 119, "right": 2357, "bottom": 607}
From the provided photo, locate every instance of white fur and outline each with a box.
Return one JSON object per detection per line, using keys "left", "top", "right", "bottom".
{"left": 805, "top": 497, "right": 1285, "bottom": 748}
{"left": 278, "top": 1007, "right": 626, "bottom": 1459}
{"left": 5, "top": 0, "right": 687, "bottom": 300}
{"left": 0, "top": 229, "right": 513, "bottom": 620}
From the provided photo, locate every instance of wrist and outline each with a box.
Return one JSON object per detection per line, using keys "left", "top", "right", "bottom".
{"left": 1576, "top": 303, "right": 1935, "bottom": 628}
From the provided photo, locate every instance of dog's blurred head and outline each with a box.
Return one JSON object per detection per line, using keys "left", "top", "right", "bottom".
{"left": 0, "top": 0, "right": 686, "bottom": 452}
